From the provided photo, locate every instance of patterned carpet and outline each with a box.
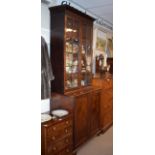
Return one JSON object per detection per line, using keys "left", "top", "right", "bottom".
{"left": 77, "top": 127, "right": 113, "bottom": 155}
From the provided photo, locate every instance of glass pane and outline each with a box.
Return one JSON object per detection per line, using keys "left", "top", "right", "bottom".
{"left": 66, "top": 53, "right": 73, "bottom": 66}
{"left": 65, "top": 65, "right": 78, "bottom": 74}
{"left": 66, "top": 73, "right": 78, "bottom": 89}
{"left": 66, "top": 17, "right": 73, "bottom": 41}
{"left": 66, "top": 42, "right": 72, "bottom": 53}
{"left": 81, "top": 72, "right": 92, "bottom": 86}
{"left": 73, "top": 43, "right": 79, "bottom": 54}
{"left": 65, "top": 17, "right": 80, "bottom": 90}
{"left": 66, "top": 66, "right": 72, "bottom": 74}
{"left": 80, "top": 23, "right": 92, "bottom": 87}
{"left": 72, "top": 20, "right": 79, "bottom": 42}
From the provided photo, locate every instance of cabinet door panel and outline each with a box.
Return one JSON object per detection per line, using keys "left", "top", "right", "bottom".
{"left": 89, "top": 92, "right": 100, "bottom": 136}
{"left": 102, "top": 89, "right": 113, "bottom": 111}
{"left": 74, "top": 94, "right": 89, "bottom": 148}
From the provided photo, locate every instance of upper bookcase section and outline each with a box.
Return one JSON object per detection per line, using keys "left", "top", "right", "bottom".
{"left": 49, "top": 4, "right": 95, "bottom": 94}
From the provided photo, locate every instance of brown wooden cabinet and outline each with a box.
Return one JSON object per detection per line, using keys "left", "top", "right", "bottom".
{"left": 49, "top": 5, "right": 95, "bottom": 94}
{"left": 92, "top": 74, "right": 113, "bottom": 131}
{"left": 65, "top": 87, "right": 101, "bottom": 149}
{"left": 41, "top": 114, "right": 74, "bottom": 155}
{"left": 49, "top": 4, "right": 101, "bottom": 151}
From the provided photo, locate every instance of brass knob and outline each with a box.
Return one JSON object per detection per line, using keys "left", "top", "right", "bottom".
{"left": 52, "top": 147, "right": 56, "bottom": 151}
{"left": 52, "top": 127, "right": 56, "bottom": 131}
{"left": 52, "top": 136, "right": 55, "bottom": 140}
{"left": 65, "top": 138, "right": 69, "bottom": 143}
{"left": 66, "top": 149, "right": 70, "bottom": 153}
{"left": 66, "top": 121, "right": 69, "bottom": 125}
{"left": 65, "top": 129, "right": 68, "bottom": 133}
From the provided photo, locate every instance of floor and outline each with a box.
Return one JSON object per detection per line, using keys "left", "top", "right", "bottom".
{"left": 77, "top": 127, "right": 113, "bottom": 155}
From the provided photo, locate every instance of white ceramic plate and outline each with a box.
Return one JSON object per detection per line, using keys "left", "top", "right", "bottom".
{"left": 51, "top": 109, "right": 69, "bottom": 117}
{"left": 41, "top": 114, "right": 52, "bottom": 123}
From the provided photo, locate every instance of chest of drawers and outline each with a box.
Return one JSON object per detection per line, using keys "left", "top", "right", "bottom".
{"left": 92, "top": 74, "right": 113, "bottom": 132}
{"left": 41, "top": 114, "right": 74, "bottom": 155}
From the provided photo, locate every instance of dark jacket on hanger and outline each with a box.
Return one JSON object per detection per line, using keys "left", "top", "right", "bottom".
{"left": 41, "top": 36, "right": 54, "bottom": 99}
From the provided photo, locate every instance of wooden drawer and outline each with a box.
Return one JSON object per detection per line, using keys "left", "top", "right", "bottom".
{"left": 47, "top": 136, "right": 72, "bottom": 155}
{"left": 58, "top": 145, "right": 73, "bottom": 155}
{"left": 42, "top": 114, "right": 73, "bottom": 155}
{"left": 47, "top": 119, "right": 72, "bottom": 140}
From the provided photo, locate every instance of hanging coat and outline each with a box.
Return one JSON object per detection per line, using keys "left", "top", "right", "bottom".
{"left": 41, "top": 36, "right": 54, "bottom": 99}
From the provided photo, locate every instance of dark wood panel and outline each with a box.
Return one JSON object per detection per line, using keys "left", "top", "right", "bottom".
{"left": 74, "top": 94, "right": 89, "bottom": 148}
{"left": 89, "top": 91, "right": 100, "bottom": 136}
{"left": 50, "top": 10, "right": 65, "bottom": 93}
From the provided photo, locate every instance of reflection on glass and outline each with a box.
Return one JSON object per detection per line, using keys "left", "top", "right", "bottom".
{"left": 73, "top": 43, "right": 79, "bottom": 53}
{"left": 65, "top": 17, "right": 80, "bottom": 89}
{"left": 66, "top": 73, "right": 78, "bottom": 89}
{"left": 81, "top": 72, "right": 92, "bottom": 86}
{"left": 66, "top": 42, "right": 72, "bottom": 53}
{"left": 66, "top": 67, "right": 72, "bottom": 73}
{"left": 66, "top": 53, "right": 73, "bottom": 66}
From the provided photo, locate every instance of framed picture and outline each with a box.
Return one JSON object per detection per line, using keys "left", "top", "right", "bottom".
{"left": 106, "top": 38, "right": 113, "bottom": 57}
{"left": 96, "top": 29, "right": 106, "bottom": 53}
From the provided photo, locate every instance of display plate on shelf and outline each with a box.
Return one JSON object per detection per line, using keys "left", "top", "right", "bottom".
{"left": 51, "top": 109, "right": 69, "bottom": 117}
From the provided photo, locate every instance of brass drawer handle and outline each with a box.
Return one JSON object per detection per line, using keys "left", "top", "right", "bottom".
{"left": 65, "top": 138, "right": 69, "bottom": 143}
{"left": 66, "top": 148, "right": 70, "bottom": 153}
{"left": 52, "top": 127, "right": 56, "bottom": 131}
{"left": 106, "top": 78, "right": 111, "bottom": 82}
{"left": 65, "top": 129, "right": 68, "bottom": 133}
{"left": 52, "top": 136, "right": 55, "bottom": 140}
{"left": 65, "top": 121, "right": 69, "bottom": 125}
{"left": 52, "top": 147, "right": 57, "bottom": 151}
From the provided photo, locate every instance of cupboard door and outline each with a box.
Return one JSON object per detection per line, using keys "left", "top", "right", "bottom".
{"left": 89, "top": 91, "right": 100, "bottom": 136}
{"left": 74, "top": 94, "right": 89, "bottom": 148}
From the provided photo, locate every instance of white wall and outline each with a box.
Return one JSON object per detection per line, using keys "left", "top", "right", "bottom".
{"left": 41, "top": 3, "right": 51, "bottom": 54}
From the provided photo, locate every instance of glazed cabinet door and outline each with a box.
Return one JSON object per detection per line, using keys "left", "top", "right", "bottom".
{"left": 65, "top": 15, "right": 80, "bottom": 91}
{"left": 89, "top": 91, "right": 100, "bottom": 136}
{"left": 80, "top": 22, "right": 93, "bottom": 87}
{"left": 74, "top": 94, "right": 89, "bottom": 148}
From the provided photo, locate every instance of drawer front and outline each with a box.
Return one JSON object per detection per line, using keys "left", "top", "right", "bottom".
{"left": 47, "top": 126, "right": 72, "bottom": 142}
{"left": 47, "top": 119, "right": 72, "bottom": 140}
{"left": 47, "top": 136, "right": 73, "bottom": 155}
{"left": 58, "top": 145, "right": 73, "bottom": 155}
{"left": 102, "top": 78, "right": 112, "bottom": 89}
